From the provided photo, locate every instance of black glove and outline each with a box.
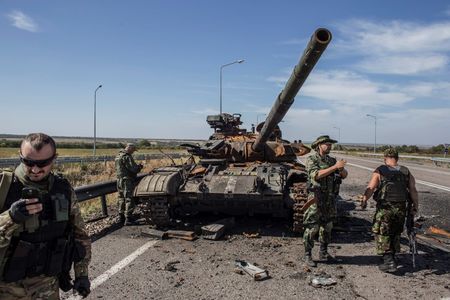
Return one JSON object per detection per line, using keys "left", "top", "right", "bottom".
{"left": 73, "top": 276, "right": 91, "bottom": 298}
{"left": 138, "top": 163, "right": 144, "bottom": 171}
{"left": 9, "top": 199, "right": 32, "bottom": 223}
{"left": 58, "top": 272, "right": 73, "bottom": 292}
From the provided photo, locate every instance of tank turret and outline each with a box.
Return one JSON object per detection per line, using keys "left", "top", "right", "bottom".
{"left": 185, "top": 28, "right": 332, "bottom": 162}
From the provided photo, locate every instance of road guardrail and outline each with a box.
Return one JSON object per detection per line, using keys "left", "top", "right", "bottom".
{"left": 0, "top": 153, "right": 185, "bottom": 168}
{"left": 75, "top": 173, "right": 147, "bottom": 220}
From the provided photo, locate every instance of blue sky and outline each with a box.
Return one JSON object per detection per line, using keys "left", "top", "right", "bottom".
{"left": 1, "top": 1, "right": 449, "bottom": 145}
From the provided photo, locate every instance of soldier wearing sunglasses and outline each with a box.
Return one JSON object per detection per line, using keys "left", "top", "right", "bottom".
{"left": 0, "top": 133, "right": 91, "bottom": 299}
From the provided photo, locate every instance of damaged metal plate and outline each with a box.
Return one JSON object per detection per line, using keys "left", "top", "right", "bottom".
{"left": 234, "top": 260, "right": 269, "bottom": 281}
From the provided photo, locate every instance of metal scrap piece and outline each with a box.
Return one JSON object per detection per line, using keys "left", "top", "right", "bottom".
{"left": 234, "top": 260, "right": 269, "bottom": 281}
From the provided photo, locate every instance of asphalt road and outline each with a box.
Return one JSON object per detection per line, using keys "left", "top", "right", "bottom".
{"left": 62, "top": 153, "right": 450, "bottom": 300}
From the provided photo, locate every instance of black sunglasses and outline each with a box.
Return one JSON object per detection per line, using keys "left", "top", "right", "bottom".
{"left": 20, "top": 154, "right": 56, "bottom": 168}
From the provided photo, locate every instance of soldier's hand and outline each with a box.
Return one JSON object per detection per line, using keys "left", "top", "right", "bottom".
{"left": 360, "top": 200, "right": 367, "bottom": 210}
{"left": 334, "top": 159, "right": 346, "bottom": 170}
{"left": 138, "top": 163, "right": 144, "bottom": 170}
{"left": 9, "top": 198, "right": 42, "bottom": 223}
{"left": 73, "top": 276, "right": 91, "bottom": 298}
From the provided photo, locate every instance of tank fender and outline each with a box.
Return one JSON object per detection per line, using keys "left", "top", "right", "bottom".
{"left": 134, "top": 168, "right": 183, "bottom": 196}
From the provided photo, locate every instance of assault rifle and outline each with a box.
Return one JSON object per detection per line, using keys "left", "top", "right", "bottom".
{"left": 405, "top": 195, "right": 417, "bottom": 268}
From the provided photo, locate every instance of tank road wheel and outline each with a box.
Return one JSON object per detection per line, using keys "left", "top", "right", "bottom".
{"left": 292, "top": 182, "right": 308, "bottom": 233}
{"left": 142, "top": 196, "right": 170, "bottom": 228}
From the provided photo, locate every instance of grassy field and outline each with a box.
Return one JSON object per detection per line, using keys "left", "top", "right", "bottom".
{"left": 0, "top": 147, "right": 185, "bottom": 158}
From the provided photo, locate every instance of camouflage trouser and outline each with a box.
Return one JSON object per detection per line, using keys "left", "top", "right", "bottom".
{"left": 0, "top": 275, "right": 59, "bottom": 300}
{"left": 372, "top": 206, "right": 406, "bottom": 255}
{"left": 303, "top": 202, "right": 335, "bottom": 252}
{"left": 117, "top": 177, "right": 136, "bottom": 217}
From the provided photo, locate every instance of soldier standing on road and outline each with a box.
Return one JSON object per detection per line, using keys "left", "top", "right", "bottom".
{"left": 0, "top": 133, "right": 91, "bottom": 299}
{"left": 303, "top": 135, "right": 348, "bottom": 267}
{"left": 361, "top": 148, "right": 419, "bottom": 273}
{"left": 115, "top": 143, "right": 143, "bottom": 226}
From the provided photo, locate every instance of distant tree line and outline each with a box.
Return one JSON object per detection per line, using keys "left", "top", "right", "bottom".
{"left": 0, "top": 139, "right": 182, "bottom": 149}
{"left": 337, "top": 143, "right": 448, "bottom": 155}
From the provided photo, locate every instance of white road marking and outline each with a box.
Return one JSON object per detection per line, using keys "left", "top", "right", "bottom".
{"left": 66, "top": 240, "right": 158, "bottom": 300}
{"left": 347, "top": 162, "right": 450, "bottom": 193}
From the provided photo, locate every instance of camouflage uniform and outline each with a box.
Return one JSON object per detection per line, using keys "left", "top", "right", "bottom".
{"left": 0, "top": 166, "right": 91, "bottom": 300}
{"left": 303, "top": 152, "right": 340, "bottom": 253}
{"left": 115, "top": 150, "right": 141, "bottom": 218}
{"left": 371, "top": 165, "right": 410, "bottom": 255}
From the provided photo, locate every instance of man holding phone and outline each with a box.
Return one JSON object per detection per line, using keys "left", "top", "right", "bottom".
{"left": 0, "top": 133, "right": 91, "bottom": 299}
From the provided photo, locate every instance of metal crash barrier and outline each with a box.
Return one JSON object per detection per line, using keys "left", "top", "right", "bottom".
{"left": 74, "top": 174, "right": 147, "bottom": 221}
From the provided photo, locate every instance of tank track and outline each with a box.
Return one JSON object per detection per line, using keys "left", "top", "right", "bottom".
{"left": 291, "top": 182, "right": 309, "bottom": 233}
{"left": 142, "top": 196, "right": 170, "bottom": 228}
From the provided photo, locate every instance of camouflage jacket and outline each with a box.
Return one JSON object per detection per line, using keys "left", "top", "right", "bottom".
{"left": 115, "top": 150, "right": 141, "bottom": 179}
{"left": 306, "top": 152, "right": 339, "bottom": 199}
{"left": 0, "top": 171, "right": 91, "bottom": 278}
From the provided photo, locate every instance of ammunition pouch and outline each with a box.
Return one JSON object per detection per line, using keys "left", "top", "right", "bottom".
{"left": 2, "top": 237, "right": 70, "bottom": 282}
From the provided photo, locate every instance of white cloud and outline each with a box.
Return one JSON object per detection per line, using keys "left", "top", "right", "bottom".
{"left": 269, "top": 70, "right": 414, "bottom": 107}
{"left": 7, "top": 10, "right": 39, "bottom": 32}
{"left": 335, "top": 20, "right": 450, "bottom": 74}
{"left": 357, "top": 54, "right": 448, "bottom": 75}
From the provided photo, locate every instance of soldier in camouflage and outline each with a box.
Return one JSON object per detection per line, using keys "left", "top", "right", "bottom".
{"left": 361, "top": 148, "right": 418, "bottom": 273}
{"left": 0, "top": 133, "right": 91, "bottom": 299}
{"left": 303, "top": 135, "right": 347, "bottom": 267}
{"left": 115, "top": 143, "right": 143, "bottom": 226}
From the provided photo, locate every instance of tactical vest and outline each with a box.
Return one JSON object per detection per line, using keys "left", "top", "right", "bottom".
{"left": 115, "top": 152, "right": 136, "bottom": 178}
{"left": 308, "top": 154, "right": 340, "bottom": 197}
{"left": 0, "top": 174, "right": 72, "bottom": 282}
{"left": 375, "top": 165, "right": 410, "bottom": 208}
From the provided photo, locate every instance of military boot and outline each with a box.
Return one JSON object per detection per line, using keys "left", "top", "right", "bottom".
{"left": 303, "top": 251, "right": 317, "bottom": 268}
{"left": 118, "top": 213, "right": 125, "bottom": 224}
{"left": 124, "top": 215, "right": 139, "bottom": 226}
{"left": 319, "top": 243, "right": 336, "bottom": 262}
{"left": 378, "top": 254, "right": 397, "bottom": 273}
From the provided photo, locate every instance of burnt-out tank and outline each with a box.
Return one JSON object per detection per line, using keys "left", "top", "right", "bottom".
{"left": 135, "top": 28, "right": 332, "bottom": 232}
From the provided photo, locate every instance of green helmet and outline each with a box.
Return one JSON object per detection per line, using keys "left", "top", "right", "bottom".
{"left": 383, "top": 147, "right": 398, "bottom": 159}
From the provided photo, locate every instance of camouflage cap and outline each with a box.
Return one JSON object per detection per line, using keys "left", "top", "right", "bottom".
{"left": 126, "top": 143, "right": 137, "bottom": 149}
{"left": 384, "top": 147, "right": 398, "bottom": 159}
{"left": 311, "top": 135, "right": 337, "bottom": 149}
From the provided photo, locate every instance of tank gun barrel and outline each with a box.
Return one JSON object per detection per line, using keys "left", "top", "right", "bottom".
{"left": 252, "top": 28, "right": 332, "bottom": 152}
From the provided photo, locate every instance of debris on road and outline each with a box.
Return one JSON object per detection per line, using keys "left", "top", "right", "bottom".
{"left": 201, "top": 217, "right": 235, "bottom": 240}
{"left": 310, "top": 276, "right": 337, "bottom": 287}
{"left": 141, "top": 228, "right": 197, "bottom": 241}
{"left": 163, "top": 260, "right": 180, "bottom": 272}
{"left": 166, "top": 230, "right": 197, "bottom": 241}
{"left": 141, "top": 228, "right": 168, "bottom": 240}
{"left": 243, "top": 232, "right": 261, "bottom": 238}
{"left": 426, "top": 226, "right": 450, "bottom": 239}
{"left": 234, "top": 260, "right": 269, "bottom": 281}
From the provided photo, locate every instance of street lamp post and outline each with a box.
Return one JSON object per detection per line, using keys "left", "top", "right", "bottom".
{"left": 366, "top": 114, "right": 377, "bottom": 154}
{"left": 94, "top": 84, "right": 102, "bottom": 157}
{"left": 220, "top": 59, "right": 244, "bottom": 114}
{"left": 333, "top": 126, "right": 341, "bottom": 142}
